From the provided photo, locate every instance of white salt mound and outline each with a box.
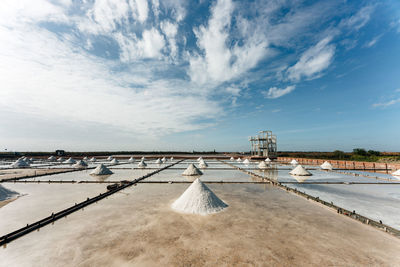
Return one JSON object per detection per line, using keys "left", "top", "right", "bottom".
{"left": 171, "top": 178, "right": 228, "bottom": 215}
{"left": 10, "top": 159, "right": 30, "bottom": 168}
{"left": 162, "top": 157, "right": 167, "bottom": 162}
{"left": 197, "top": 157, "right": 203, "bottom": 161}
{"left": 90, "top": 164, "right": 113, "bottom": 175}
{"left": 230, "top": 157, "right": 234, "bottom": 161}
{"left": 170, "top": 157, "right": 174, "bottom": 161}
{"left": 110, "top": 158, "right": 119, "bottom": 164}
{"left": 89, "top": 157, "right": 97, "bottom": 162}
{"left": 392, "top": 169, "right": 400, "bottom": 176}
{"left": 107, "top": 156, "right": 113, "bottom": 161}
{"left": 155, "top": 158, "right": 162, "bottom": 164}
{"left": 290, "top": 159, "right": 298, "bottom": 165}
{"left": 48, "top": 156, "right": 56, "bottom": 161}
{"left": 138, "top": 160, "right": 147, "bottom": 168}
{"left": 236, "top": 158, "right": 242, "bottom": 162}
{"left": 289, "top": 165, "right": 312, "bottom": 176}
{"left": 265, "top": 158, "right": 271, "bottom": 162}
{"left": 199, "top": 160, "right": 208, "bottom": 168}
{"left": 83, "top": 157, "right": 88, "bottom": 160}
{"left": 258, "top": 161, "right": 268, "bottom": 169}
{"left": 182, "top": 164, "right": 203, "bottom": 176}
{"left": 57, "top": 157, "right": 64, "bottom": 162}
{"left": 128, "top": 157, "right": 135, "bottom": 163}
{"left": 73, "top": 160, "right": 88, "bottom": 168}
{"left": 243, "top": 159, "right": 250, "bottom": 164}
{"left": 64, "top": 158, "right": 76, "bottom": 164}
{"left": 320, "top": 161, "right": 333, "bottom": 170}
{"left": 0, "top": 185, "right": 19, "bottom": 201}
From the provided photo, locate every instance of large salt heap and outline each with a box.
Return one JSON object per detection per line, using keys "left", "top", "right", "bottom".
{"left": 128, "top": 157, "right": 135, "bottom": 163}
{"left": 161, "top": 157, "right": 167, "bottom": 163}
{"left": 197, "top": 157, "right": 203, "bottom": 162}
{"left": 290, "top": 159, "right": 298, "bottom": 165}
{"left": 10, "top": 159, "right": 30, "bottom": 168}
{"left": 48, "top": 156, "right": 57, "bottom": 162}
{"left": 171, "top": 178, "right": 228, "bottom": 215}
{"left": 230, "top": 157, "right": 234, "bottom": 161}
{"left": 182, "top": 164, "right": 203, "bottom": 176}
{"left": 236, "top": 158, "right": 242, "bottom": 162}
{"left": 90, "top": 164, "right": 113, "bottom": 175}
{"left": 73, "top": 160, "right": 88, "bottom": 168}
{"left": 57, "top": 157, "right": 64, "bottom": 162}
{"left": 155, "top": 158, "right": 162, "bottom": 164}
{"left": 107, "top": 156, "right": 113, "bottom": 161}
{"left": 289, "top": 165, "right": 312, "bottom": 176}
{"left": 170, "top": 157, "right": 174, "bottom": 161}
{"left": 243, "top": 159, "right": 250, "bottom": 165}
{"left": 258, "top": 161, "right": 268, "bottom": 169}
{"left": 320, "top": 161, "right": 333, "bottom": 170}
{"left": 89, "top": 157, "right": 97, "bottom": 162}
{"left": 265, "top": 158, "right": 271, "bottom": 163}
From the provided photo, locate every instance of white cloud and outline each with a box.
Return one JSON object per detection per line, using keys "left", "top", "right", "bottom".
{"left": 340, "top": 5, "right": 374, "bottom": 31}
{"left": 363, "top": 34, "right": 383, "bottom": 48}
{"left": 188, "top": 0, "right": 268, "bottom": 85}
{"left": 115, "top": 27, "right": 166, "bottom": 61}
{"left": 263, "top": 85, "right": 296, "bottom": 99}
{"left": 372, "top": 98, "right": 400, "bottom": 108}
{"left": 286, "top": 36, "right": 335, "bottom": 82}
{"left": 160, "top": 20, "right": 178, "bottom": 58}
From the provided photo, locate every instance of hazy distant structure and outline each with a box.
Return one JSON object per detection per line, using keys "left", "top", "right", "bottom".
{"left": 249, "top": 131, "right": 277, "bottom": 158}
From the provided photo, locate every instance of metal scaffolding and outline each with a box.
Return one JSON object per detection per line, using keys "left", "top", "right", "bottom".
{"left": 249, "top": 131, "right": 277, "bottom": 158}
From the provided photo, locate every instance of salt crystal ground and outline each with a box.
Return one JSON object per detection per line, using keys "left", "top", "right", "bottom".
{"left": 1, "top": 157, "right": 400, "bottom": 266}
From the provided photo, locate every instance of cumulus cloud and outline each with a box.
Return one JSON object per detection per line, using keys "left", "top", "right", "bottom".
{"left": 286, "top": 36, "right": 335, "bottom": 82}
{"left": 263, "top": 86, "right": 296, "bottom": 99}
{"left": 189, "top": 0, "right": 268, "bottom": 85}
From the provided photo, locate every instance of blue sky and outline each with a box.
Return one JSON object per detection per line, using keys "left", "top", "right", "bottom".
{"left": 0, "top": 0, "right": 399, "bottom": 152}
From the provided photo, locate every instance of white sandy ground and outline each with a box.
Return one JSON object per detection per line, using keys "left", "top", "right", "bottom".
{"left": 1, "top": 183, "right": 400, "bottom": 266}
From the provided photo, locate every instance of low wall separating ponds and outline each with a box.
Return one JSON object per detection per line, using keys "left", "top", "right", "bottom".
{"left": 219, "top": 160, "right": 400, "bottom": 239}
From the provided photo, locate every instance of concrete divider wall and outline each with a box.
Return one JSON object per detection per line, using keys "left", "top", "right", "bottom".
{"left": 278, "top": 157, "right": 400, "bottom": 171}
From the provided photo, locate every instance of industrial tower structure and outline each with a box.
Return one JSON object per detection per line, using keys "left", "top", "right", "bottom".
{"left": 249, "top": 131, "right": 277, "bottom": 158}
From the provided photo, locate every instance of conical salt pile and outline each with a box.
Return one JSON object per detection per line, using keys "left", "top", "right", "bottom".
{"left": 392, "top": 169, "right": 400, "bottom": 176}
{"left": 265, "top": 158, "right": 271, "bottom": 162}
{"left": 243, "top": 159, "right": 250, "bottom": 164}
{"left": 48, "top": 156, "right": 56, "bottom": 161}
{"left": 155, "top": 158, "right": 162, "bottom": 164}
{"left": 57, "top": 157, "right": 64, "bottom": 162}
{"left": 289, "top": 165, "right": 312, "bottom": 176}
{"left": 107, "top": 156, "right": 113, "bottom": 161}
{"left": 83, "top": 156, "right": 88, "bottom": 160}
{"left": 10, "top": 159, "right": 30, "bottom": 168}
{"left": 110, "top": 158, "right": 119, "bottom": 165}
{"left": 197, "top": 157, "right": 203, "bottom": 161}
{"left": 290, "top": 159, "right": 298, "bottom": 165}
{"left": 0, "top": 184, "right": 19, "bottom": 201}
{"left": 128, "top": 157, "right": 135, "bottom": 163}
{"left": 171, "top": 178, "right": 228, "bottom": 215}
{"left": 170, "top": 157, "right": 174, "bottom": 161}
{"left": 199, "top": 160, "right": 208, "bottom": 168}
{"left": 320, "top": 161, "right": 333, "bottom": 170}
{"left": 230, "top": 157, "right": 234, "bottom": 161}
{"left": 138, "top": 160, "right": 147, "bottom": 168}
{"left": 182, "top": 164, "right": 203, "bottom": 176}
{"left": 141, "top": 156, "right": 145, "bottom": 160}
{"left": 89, "top": 157, "right": 97, "bottom": 162}
{"left": 236, "top": 158, "right": 242, "bottom": 162}
{"left": 64, "top": 158, "right": 76, "bottom": 164}
{"left": 258, "top": 161, "right": 268, "bottom": 169}
{"left": 162, "top": 157, "right": 167, "bottom": 163}
{"left": 90, "top": 164, "right": 113, "bottom": 175}
{"left": 73, "top": 160, "right": 88, "bottom": 168}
